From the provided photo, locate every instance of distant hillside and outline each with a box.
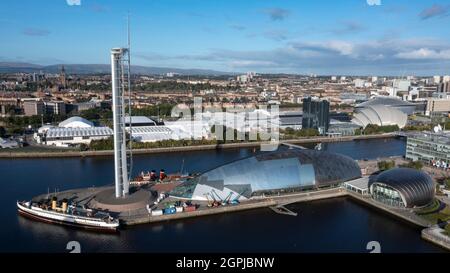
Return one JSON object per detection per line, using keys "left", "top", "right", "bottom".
{"left": 0, "top": 62, "right": 44, "bottom": 73}
{"left": 0, "top": 62, "right": 236, "bottom": 76}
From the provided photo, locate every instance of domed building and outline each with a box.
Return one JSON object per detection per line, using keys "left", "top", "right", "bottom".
{"left": 351, "top": 104, "right": 407, "bottom": 129}
{"left": 368, "top": 168, "right": 435, "bottom": 208}
{"left": 169, "top": 149, "right": 362, "bottom": 201}
{"left": 58, "top": 116, "right": 94, "bottom": 128}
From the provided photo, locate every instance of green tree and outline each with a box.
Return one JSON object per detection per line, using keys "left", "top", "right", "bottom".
{"left": 378, "top": 160, "right": 396, "bottom": 171}
{"left": 399, "top": 161, "right": 424, "bottom": 170}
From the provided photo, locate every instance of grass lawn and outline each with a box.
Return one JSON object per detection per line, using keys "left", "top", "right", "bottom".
{"left": 416, "top": 199, "right": 450, "bottom": 224}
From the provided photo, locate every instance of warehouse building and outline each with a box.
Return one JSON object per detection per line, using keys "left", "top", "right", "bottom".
{"left": 37, "top": 116, "right": 112, "bottom": 147}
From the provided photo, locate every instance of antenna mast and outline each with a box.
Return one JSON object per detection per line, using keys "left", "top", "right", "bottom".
{"left": 126, "top": 12, "right": 133, "bottom": 182}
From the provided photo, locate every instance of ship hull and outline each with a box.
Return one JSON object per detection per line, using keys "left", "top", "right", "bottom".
{"left": 17, "top": 204, "right": 119, "bottom": 233}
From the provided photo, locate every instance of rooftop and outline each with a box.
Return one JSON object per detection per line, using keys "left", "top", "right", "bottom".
{"left": 46, "top": 127, "right": 113, "bottom": 138}
{"left": 407, "top": 131, "right": 450, "bottom": 145}
{"left": 357, "top": 96, "right": 414, "bottom": 108}
{"left": 124, "top": 116, "right": 157, "bottom": 125}
{"left": 58, "top": 116, "right": 94, "bottom": 128}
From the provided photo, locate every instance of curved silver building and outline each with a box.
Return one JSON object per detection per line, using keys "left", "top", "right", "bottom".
{"left": 356, "top": 96, "right": 416, "bottom": 115}
{"left": 352, "top": 104, "right": 407, "bottom": 129}
{"left": 169, "top": 149, "right": 362, "bottom": 201}
{"left": 368, "top": 168, "right": 435, "bottom": 208}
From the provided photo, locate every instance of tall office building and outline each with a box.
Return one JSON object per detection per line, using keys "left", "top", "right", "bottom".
{"left": 302, "top": 97, "right": 330, "bottom": 135}
{"left": 433, "top": 76, "right": 441, "bottom": 84}
{"left": 438, "top": 82, "right": 450, "bottom": 93}
{"left": 45, "top": 101, "right": 66, "bottom": 115}
{"left": 23, "top": 101, "right": 45, "bottom": 116}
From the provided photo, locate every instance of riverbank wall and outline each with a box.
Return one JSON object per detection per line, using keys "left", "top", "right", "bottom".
{"left": 346, "top": 192, "right": 430, "bottom": 228}
{"left": 0, "top": 133, "right": 395, "bottom": 159}
{"left": 422, "top": 227, "right": 450, "bottom": 251}
{"left": 121, "top": 199, "right": 278, "bottom": 226}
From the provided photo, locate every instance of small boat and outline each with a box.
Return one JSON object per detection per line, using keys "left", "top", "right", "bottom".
{"left": 17, "top": 199, "right": 119, "bottom": 232}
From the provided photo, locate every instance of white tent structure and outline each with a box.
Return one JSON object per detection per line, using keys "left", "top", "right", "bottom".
{"left": 58, "top": 116, "right": 94, "bottom": 128}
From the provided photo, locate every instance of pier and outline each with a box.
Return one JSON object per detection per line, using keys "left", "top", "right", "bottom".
{"left": 269, "top": 205, "right": 298, "bottom": 216}
{"left": 422, "top": 226, "right": 450, "bottom": 251}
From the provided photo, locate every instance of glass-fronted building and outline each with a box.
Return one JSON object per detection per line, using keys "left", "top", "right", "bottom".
{"left": 406, "top": 132, "right": 450, "bottom": 166}
{"left": 169, "top": 149, "right": 362, "bottom": 201}
{"left": 368, "top": 168, "right": 435, "bottom": 208}
{"left": 301, "top": 97, "right": 330, "bottom": 135}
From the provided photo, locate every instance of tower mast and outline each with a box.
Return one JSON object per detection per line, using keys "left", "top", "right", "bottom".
{"left": 110, "top": 13, "right": 133, "bottom": 198}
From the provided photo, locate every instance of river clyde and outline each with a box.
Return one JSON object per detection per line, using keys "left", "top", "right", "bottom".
{"left": 0, "top": 138, "right": 445, "bottom": 252}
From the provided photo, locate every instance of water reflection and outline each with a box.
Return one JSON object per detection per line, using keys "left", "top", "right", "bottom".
{"left": 3, "top": 138, "right": 438, "bottom": 253}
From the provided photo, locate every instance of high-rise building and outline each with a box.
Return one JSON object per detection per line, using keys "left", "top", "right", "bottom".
{"left": 301, "top": 97, "right": 330, "bottom": 135}
{"left": 433, "top": 76, "right": 441, "bottom": 84}
{"left": 23, "top": 100, "right": 45, "bottom": 116}
{"left": 438, "top": 82, "right": 450, "bottom": 93}
{"left": 45, "top": 101, "right": 66, "bottom": 115}
{"left": 393, "top": 79, "right": 411, "bottom": 92}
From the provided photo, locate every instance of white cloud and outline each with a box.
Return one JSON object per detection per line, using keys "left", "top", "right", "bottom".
{"left": 66, "top": 0, "right": 81, "bottom": 6}
{"left": 327, "top": 41, "right": 355, "bottom": 56}
{"left": 229, "top": 60, "right": 276, "bottom": 68}
{"left": 395, "top": 48, "right": 450, "bottom": 60}
{"left": 367, "top": 0, "right": 381, "bottom": 6}
{"left": 136, "top": 38, "right": 450, "bottom": 75}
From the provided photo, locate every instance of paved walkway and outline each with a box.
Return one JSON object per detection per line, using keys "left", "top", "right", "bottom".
{"left": 346, "top": 191, "right": 431, "bottom": 228}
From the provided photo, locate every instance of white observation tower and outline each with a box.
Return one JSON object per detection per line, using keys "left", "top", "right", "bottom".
{"left": 111, "top": 47, "right": 131, "bottom": 198}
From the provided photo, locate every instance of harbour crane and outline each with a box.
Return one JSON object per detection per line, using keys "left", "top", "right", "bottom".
{"left": 209, "top": 190, "right": 223, "bottom": 207}
{"left": 204, "top": 192, "right": 220, "bottom": 207}
{"left": 204, "top": 193, "right": 213, "bottom": 207}
{"left": 211, "top": 189, "right": 223, "bottom": 202}
{"left": 222, "top": 192, "right": 233, "bottom": 205}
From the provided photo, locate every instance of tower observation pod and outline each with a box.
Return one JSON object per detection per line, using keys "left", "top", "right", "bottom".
{"left": 111, "top": 48, "right": 131, "bottom": 198}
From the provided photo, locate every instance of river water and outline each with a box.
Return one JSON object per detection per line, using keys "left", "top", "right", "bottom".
{"left": 0, "top": 138, "right": 444, "bottom": 252}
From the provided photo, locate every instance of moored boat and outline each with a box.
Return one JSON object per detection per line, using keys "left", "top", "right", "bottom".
{"left": 17, "top": 198, "right": 119, "bottom": 232}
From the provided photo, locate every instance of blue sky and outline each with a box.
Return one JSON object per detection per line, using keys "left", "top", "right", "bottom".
{"left": 1, "top": 0, "right": 450, "bottom": 75}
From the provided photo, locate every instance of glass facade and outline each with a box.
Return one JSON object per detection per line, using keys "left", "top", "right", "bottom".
{"left": 371, "top": 183, "right": 406, "bottom": 207}
{"left": 406, "top": 133, "right": 450, "bottom": 165}
{"left": 301, "top": 98, "right": 330, "bottom": 135}
{"left": 169, "top": 149, "right": 362, "bottom": 201}
{"left": 368, "top": 168, "right": 435, "bottom": 208}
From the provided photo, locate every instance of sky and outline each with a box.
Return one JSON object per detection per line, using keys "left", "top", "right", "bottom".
{"left": 1, "top": 0, "right": 450, "bottom": 76}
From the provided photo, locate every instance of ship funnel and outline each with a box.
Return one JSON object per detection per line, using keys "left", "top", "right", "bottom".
{"left": 160, "top": 169, "right": 166, "bottom": 181}
{"left": 51, "top": 196, "right": 57, "bottom": 210}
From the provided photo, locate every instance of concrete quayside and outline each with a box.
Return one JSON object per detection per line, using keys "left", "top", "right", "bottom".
{"left": 1, "top": 133, "right": 396, "bottom": 158}
{"left": 26, "top": 178, "right": 450, "bottom": 251}
{"left": 22, "top": 154, "right": 450, "bottom": 251}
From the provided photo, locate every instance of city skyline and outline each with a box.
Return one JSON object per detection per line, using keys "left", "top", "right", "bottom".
{"left": 1, "top": 0, "right": 450, "bottom": 76}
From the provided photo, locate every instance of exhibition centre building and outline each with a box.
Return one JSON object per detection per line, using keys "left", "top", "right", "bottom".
{"left": 169, "top": 149, "right": 362, "bottom": 201}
